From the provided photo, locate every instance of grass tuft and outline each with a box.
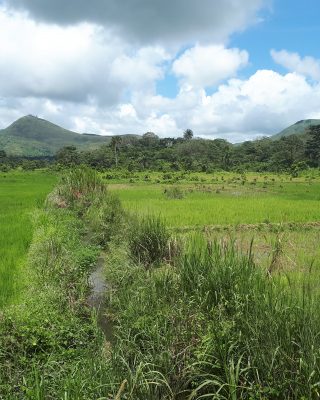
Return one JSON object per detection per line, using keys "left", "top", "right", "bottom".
{"left": 128, "top": 215, "right": 170, "bottom": 268}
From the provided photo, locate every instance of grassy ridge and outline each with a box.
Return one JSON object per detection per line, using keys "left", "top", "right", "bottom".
{"left": 0, "top": 171, "right": 56, "bottom": 308}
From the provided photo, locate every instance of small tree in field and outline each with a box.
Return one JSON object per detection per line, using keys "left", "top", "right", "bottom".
{"left": 183, "top": 129, "right": 194, "bottom": 140}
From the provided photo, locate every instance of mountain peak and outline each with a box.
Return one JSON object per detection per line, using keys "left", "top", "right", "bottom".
{"left": 0, "top": 115, "right": 110, "bottom": 156}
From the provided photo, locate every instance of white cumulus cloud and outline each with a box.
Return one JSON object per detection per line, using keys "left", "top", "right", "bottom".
{"left": 0, "top": 8, "right": 169, "bottom": 104}
{"left": 172, "top": 45, "right": 249, "bottom": 88}
{"left": 271, "top": 49, "right": 320, "bottom": 81}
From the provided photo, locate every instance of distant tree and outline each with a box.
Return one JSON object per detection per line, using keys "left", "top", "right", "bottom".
{"left": 110, "top": 136, "right": 122, "bottom": 167}
{"left": 0, "top": 150, "right": 7, "bottom": 160}
{"left": 141, "top": 132, "right": 159, "bottom": 147}
{"left": 183, "top": 129, "right": 194, "bottom": 140}
{"left": 305, "top": 125, "right": 320, "bottom": 166}
{"left": 56, "top": 146, "right": 79, "bottom": 166}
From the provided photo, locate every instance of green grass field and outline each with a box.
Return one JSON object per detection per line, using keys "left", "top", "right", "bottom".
{"left": 109, "top": 175, "right": 320, "bottom": 228}
{"left": 0, "top": 171, "right": 56, "bottom": 308}
{"left": 108, "top": 171, "right": 320, "bottom": 275}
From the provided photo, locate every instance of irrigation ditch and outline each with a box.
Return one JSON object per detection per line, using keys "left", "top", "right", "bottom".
{"left": 87, "top": 253, "right": 114, "bottom": 343}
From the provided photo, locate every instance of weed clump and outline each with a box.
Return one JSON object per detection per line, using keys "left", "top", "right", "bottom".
{"left": 50, "top": 166, "right": 106, "bottom": 212}
{"left": 128, "top": 215, "right": 170, "bottom": 268}
{"left": 86, "top": 193, "right": 124, "bottom": 246}
{"left": 164, "top": 186, "right": 185, "bottom": 199}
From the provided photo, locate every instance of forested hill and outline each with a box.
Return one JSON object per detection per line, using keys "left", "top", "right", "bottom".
{"left": 0, "top": 115, "right": 111, "bottom": 156}
{"left": 272, "top": 119, "right": 320, "bottom": 140}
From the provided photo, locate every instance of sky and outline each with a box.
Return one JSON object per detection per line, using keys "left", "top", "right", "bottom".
{"left": 0, "top": 0, "right": 320, "bottom": 142}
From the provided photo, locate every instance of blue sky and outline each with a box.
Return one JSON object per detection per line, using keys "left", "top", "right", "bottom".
{"left": 234, "top": 1, "right": 320, "bottom": 73}
{"left": 0, "top": 0, "right": 320, "bottom": 141}
{"left": 158, "top": 0, "right": 320, "bottom": 98}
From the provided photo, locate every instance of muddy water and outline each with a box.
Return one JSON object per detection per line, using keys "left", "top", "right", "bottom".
{"left": 88, "top": 255, "right": 114, "bottom": 342}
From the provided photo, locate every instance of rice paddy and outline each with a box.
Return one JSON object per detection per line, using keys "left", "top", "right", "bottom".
{"left": 108, "top": 171, "right": 320, "bottom": 280}
{"left": 109, "top": 172, "right": 320, "bottom": 228}
{"left": 0, "top": 171, "right": 56, "bottom": 308}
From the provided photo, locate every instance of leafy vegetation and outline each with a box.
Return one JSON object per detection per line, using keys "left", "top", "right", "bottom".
{"left": 51, "top": 124, "right": 319, "bottom": 173}
{"left": 128, "top": 215, "right": 170, "bottom": 267}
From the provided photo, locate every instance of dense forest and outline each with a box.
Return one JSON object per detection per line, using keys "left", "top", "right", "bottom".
{"left": 1, "top": 125, "right": 320, "bottom": 174}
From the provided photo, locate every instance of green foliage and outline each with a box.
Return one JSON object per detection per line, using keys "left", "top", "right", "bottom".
{"left": 306, "top": 124, "right": 320, "bottom": 166}
{"left": 2, "top": 168, "right": 320, "bottom": 398}
{"left": 1, "top": 115, "right": 320, "bottom": 172}
{"left": 183, "top": 128, "right": 194, "bottom": 140}
{"left": 128, "top": 215, "right": 170, "bottom": 268}
{"left": 53, "top": 166, "right": 125, "bottom": 245}
{"left": 28, "top": 210, "right": 99, "bottom": 300}
{"left": 113, "top": 173, "right": 320, "bottom": 228}
{"left": 56, "top": 145, "right": 79, "bottom": 166}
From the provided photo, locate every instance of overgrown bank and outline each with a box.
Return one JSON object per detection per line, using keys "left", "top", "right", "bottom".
{"left": 0, "top": 168, "right": 123, "bottom": 398}
{"left": 1, "top": 167, "right": 320, "bottom": 399}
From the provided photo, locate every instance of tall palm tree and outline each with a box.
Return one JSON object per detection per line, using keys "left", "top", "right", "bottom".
{"left": 110, "top": 136, "right": 122, "bottom": 167}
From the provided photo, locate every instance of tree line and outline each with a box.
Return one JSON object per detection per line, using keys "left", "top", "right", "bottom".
{"left": 1, "top": 126, "right": 319, "bottom": 173}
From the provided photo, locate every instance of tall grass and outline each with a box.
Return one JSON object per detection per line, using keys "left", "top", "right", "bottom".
{"left": 180, "top": 236, "right": 320, "bottom": 398}
{"left": 104, "top": 232, "right": 320, "bottom": 398}
{"left": 0, "top": 206, "right": 101, "bottom": 397}
{"left": 128, "top": 215, "right": 170, "bottom": 267}
{"left": 52, "top": 165, "right": 106, "bottom": 211}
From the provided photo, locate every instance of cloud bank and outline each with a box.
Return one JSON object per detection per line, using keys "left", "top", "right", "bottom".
{"left": 1, "top": 0, "right": 320, "bottom": 142}
{"left": 4, "top": 0, "right": 265, "bottom": 45}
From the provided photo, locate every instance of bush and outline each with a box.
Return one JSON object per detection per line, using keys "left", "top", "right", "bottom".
{"left": 128, "top": 215, "right": 170, "bottom": 268}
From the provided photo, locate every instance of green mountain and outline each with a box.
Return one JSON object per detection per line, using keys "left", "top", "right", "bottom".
{"left": 0, "top": 115, "right": 111, "bottom": 156}
{"left": 272, "top": 119, "right": 320, "bottom": 140}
